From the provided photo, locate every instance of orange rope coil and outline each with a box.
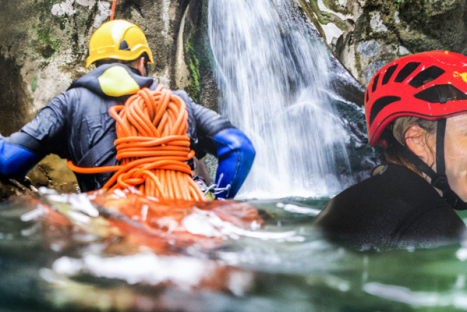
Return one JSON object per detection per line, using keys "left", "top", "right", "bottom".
{"left": 68, "top": 85, "right": 206, "bottom": 201}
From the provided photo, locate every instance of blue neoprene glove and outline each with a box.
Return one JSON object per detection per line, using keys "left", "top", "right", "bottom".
{"left": 0, "top": 139, "right": 41, "bottom": 178}
{"left": 212, "top": 128, "right": 256, "bottom": 199}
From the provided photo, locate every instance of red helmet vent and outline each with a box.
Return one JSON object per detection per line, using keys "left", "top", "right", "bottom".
{"left": 414, "top": 84, "right": 467, "bottom": 104}
{"left": 382, "top": 65, "right": 398, "bottom": 85}
{"left": 409, "top": 66, "right": 445, "bottom": 88}
{"left": 394, "top": 62, "right": 421, "bottom": 83}
{"left": 369, "top": 96, "right": 402, "bottom": 125}
{"left": 372, "top": 74, "right": 380, "bottom": 93}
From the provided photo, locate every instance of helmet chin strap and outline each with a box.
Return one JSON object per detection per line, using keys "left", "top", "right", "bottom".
{"left": 393, "top": 119, "right": 467, "bottom": 210}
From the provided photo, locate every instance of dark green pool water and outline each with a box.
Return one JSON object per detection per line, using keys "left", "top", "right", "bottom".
{"left": 0, "top": 193, "right": 467, "bottom": 312}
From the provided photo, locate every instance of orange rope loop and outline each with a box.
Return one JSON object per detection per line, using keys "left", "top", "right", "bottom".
{"left": 68, "top": 85, "right": 206, "bottom": 201}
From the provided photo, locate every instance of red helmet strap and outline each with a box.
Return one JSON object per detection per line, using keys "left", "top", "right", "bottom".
{"left": 393, "top": 119, "right": 467, "bottom": 210}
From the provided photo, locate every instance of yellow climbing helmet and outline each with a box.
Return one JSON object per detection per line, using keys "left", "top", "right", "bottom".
{"left": 86, "top": 20, "right": 154, "bottom": 67}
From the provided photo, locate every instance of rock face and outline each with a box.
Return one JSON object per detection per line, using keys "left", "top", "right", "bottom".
{"left": 301, "top": 0, "right": 467, "bottom": 86}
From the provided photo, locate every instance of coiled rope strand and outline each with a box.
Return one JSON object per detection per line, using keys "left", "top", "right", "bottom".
{"left": 68, "top": 85, "right": 206, "bottom": 201}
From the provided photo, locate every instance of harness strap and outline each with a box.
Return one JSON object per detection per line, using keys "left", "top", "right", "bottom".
{"left": 75, "top": 85, "right": 159, "bottom": 169}
{"left": 77, "top": 126, "right": 117, "bottom": 168}
{"left": 436, "top": 119, "right": 447, "bottom": 176}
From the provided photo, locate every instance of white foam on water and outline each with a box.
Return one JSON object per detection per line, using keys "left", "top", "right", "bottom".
{"left": 362, "top": 282, "right": 467, "bottom": 308}
{"left": 182, "top": 208, "right": 303, "bottom": 241}
{"left": 282, "top": 204, "right": 321, "bottom": 216}
{"left": 52, "top": 253, "right": 213, "bottom": 289}
{"left": 20, "top": 205, "right": 48, "bottom": 222}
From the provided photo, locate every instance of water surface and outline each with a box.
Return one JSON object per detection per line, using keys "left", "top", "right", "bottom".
{"left": 1, "top": 191, "right": 467, "bottom": 311}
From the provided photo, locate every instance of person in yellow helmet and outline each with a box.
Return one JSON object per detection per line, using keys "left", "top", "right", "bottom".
{"left": 0, "top": 20, "right": 255, "bottom": 198}
{"left": 86, "top": 20, "right": 154, "bottom": 68}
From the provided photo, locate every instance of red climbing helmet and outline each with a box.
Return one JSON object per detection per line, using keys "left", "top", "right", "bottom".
{"left": 365, "top": 51, "right": 467, "bottom": 146}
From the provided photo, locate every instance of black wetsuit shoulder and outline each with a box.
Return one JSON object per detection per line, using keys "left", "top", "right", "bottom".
{"left": 313, "top": 164, "right": 466, "bottom": 250}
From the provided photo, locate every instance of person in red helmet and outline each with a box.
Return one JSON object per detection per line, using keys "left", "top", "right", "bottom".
{"left": 314, "top": 51, "right": 467, "bottom": 250}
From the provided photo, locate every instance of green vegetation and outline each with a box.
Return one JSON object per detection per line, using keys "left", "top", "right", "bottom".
{"left": 36, "top": 28, "right": 61, "bottom": 58}
{"left": 305, "top": 0, "right": 332, "bottom": 25}
{"left": 335, "top": 20, "right": 349, "bottom": 32}
{"left": 37, "top": 0, "right": 63, "bottom": 12}
{"left": 322, "top": 0, "right": 352, "bottom": 15}
{"left": 354, "top": 50, "right": 362, "bottom": 77}
{"left": 37, "top": 29, "right": 61, "bottom": 50}
{"left": 297, "top": 0, "right": 328, "bottom": 40}
{"left": 181, "top": 0, "right": 221, "bottom": 112}
{"left": 30, "top": 74, "right": 39, "bottom": 92}
{"left": 185, "top": 38, "right": 201, "bottom": 103}
{"left": 32, "top": 0, "right": 68, "bottom": 59}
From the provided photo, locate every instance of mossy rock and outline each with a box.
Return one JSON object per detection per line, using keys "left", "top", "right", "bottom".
{"left": 183, "top": 0, "right": 219, "bottom": 112}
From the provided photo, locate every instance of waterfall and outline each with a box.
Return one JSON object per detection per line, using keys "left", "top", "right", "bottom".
{"left": 208, "top": 0, "right": 353, "bottom": 199}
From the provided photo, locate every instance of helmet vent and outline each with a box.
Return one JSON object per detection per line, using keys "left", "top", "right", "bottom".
{"left": 372, "top": 74, "right": 380, "bottom": 93}
{"left": 395, "top": 62, "right": 421, "bottom": 83}
{"left": 369, "top": 96, "right": 402, "bottom": 125}
{"left": 119, "top": 40, "right": 131, "bottom": 51}
{"left": 409, "top": 66, "right": 445, "bottom": 88}
{"left": 366, "top": 91, "right": 369, "bottom": 103}
{"left": 382, "top": 65, "right": 398, "bottom": 85}
{"left": 414, "top": 84, "right": 467, "bottom": 104}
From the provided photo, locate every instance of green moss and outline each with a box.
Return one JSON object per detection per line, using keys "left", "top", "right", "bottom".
{"left": 335, "top": 20, "right": 349, "bottom": 32}
{"left": 179, "top": 0, "right": 222, "bottom": 111}
{"left": 185, "top": 40, "right": 201, "bottom": 103}
{"left": 41, "top": 0, "right": 62, "bottom": 12}
{"left": 30, "top": 74, "right": 39, "bottom": 92}
{"left": 297, "top": 0, "right": 327, "bottom": 40}
{"left": 302, "top": 0, "right": 333, "bottom": 24}
{"left": 322, "top": 0, "right": 353, "bottom": 15}
{"left": 36, "top": 28, "right": 60, "bottom": 58}
{"left": 37, "top": 29, "right": 60, "bottom": 50}
{"left": 354, "top": 50, "right": 362, "bottom": 77}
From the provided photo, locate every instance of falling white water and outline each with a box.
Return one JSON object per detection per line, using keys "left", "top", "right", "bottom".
{"left": 208, "top": 0, "right": 352, "bottom": 199}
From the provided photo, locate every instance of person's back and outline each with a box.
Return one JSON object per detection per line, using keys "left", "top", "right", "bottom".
{"left": 0, "top": 20, "right": 256, "bottom": 199}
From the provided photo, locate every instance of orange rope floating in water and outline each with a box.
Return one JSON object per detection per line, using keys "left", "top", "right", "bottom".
{"left": 68, "top": 85, "right": 206, "bottom": 201}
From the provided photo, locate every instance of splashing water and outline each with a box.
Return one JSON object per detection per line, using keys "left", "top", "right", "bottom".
{"left": 3, "top": 189, "right": 467, "bottom": 311}
{"left": 209, "top": 0, "right": 351, "bottom": 199}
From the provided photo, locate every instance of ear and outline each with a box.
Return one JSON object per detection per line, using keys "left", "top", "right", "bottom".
{"left": 136, "top": 57, "right": 146, "bottom": 76}
{"left": 405, "top": 125, "right": 436, "bottom": 167}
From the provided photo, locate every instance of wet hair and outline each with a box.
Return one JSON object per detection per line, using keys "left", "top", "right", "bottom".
{"left": 383, "top": 117, "right": 437, "bottom": 174}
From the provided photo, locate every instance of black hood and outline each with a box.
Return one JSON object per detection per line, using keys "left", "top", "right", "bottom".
{"left": 68, "top": 64, "right": 154, "bottom": 98}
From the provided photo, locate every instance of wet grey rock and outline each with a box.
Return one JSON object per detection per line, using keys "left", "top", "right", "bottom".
{"left": 364, "top": 61, "right": 385, "bottom": 83}
{"left": 301, "top": 0, "right": 467, "bottom": 87}
{"left": 369, "top": 11, "right": 388, "bottom": 33}
{"left": 358, "top": 40, "right": 381, "bottom": 58}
